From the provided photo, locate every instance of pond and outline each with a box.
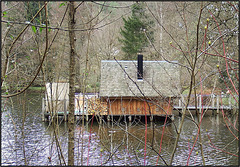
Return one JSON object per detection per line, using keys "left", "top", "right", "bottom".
{"left": 1, "top": 93, "right": 239, "bottom": 166}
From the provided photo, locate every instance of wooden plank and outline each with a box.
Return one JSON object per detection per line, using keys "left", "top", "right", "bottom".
{"left": 104, "top": 97, "right": 174, "bottom": 117}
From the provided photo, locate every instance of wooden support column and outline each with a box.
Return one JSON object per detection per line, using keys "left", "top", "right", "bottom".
{"left": 179, "top": 97, "right": 181, "bottom": 107}
{"left": 216, "top": 95, "right": 219, "bottom": 114}
{"left": 128, "top": 115, "right": 132, "bottom": 122}
{"left": 199, "top": 94, "right": 202, "bottom": 114}
{"left": 211, "top": 94, "right": 215, "bottom": 108}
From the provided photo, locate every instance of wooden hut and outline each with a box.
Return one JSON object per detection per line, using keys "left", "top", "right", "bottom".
{"left": 99, "top": 55, "right": 181, "bottom": 121}
{"left": 45, "top": 82, "right": 69, "bottom": 113}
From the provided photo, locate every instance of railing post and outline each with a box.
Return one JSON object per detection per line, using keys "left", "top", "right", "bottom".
{"left": 216, "top": 95, "right": 219, "bottom": 114}
{"left": 64, "top": 99, "right": 67, "bottom": 122}
{"left": 199, "top": 94, "right": 202, "bottom": 114}
{"left": 179, "top": 95, "right": 184, "bottom": 116}
{"left": 42, "top": 98, "right": 45, "bottom": 122}
{"left": 179, "top": 97, "right": 181, "bottom": 107}
{"left": 211, "top": 94, "right": 215, "bottom": 108}
{"left": 181, "top": 95, "right": 184, "bottom": 112}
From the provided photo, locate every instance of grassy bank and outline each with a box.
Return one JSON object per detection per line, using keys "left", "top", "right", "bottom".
{"left": 27, "top": 86, "right": 46, "bottom": 92}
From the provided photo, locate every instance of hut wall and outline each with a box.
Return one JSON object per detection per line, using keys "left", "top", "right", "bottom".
{"left": 106, "top": 98, "right": 172, "bottom": 116}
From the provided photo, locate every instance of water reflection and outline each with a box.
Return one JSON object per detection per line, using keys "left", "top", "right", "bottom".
{"left": 1, "top": 93, "right": 239, "bottom": 166}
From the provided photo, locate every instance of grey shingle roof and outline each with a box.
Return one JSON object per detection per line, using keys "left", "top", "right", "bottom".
{"left": 99, "top": 60, "right": 181, "bottom": 97}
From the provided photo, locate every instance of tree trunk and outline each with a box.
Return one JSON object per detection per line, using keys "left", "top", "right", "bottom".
{"left": 68, "top": 1, "right": 76, "bottom": 166}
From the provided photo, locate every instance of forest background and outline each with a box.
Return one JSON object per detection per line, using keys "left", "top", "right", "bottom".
{"left": 1, "top": 1, "right": 239, "bottom": 166}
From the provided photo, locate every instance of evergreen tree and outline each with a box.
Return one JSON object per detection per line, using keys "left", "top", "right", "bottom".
{"left": 119, "top": 3, "right": 154, "bottom": 60}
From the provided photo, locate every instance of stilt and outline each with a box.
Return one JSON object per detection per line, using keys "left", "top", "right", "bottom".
{"left": 128, "top": 115, "right": 132, "bottom": 122}
{"left": 216, "top": 95, "right": 219, "bottom": 114}
{"left": 150, "top": 115, "right": 153, "bottom": 122}
{"left": 86, "top": 113, "right": 89, "bottom": 122}
{"left": 107, "top": 115, "right": 110, "bottom": 122}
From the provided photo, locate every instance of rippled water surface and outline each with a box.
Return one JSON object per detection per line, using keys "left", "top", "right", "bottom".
{"left": 1, "top": 93, "right": 239, "bottom": 166}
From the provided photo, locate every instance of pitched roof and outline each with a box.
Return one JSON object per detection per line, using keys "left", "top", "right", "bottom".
{"left": 99, "top": 60, "right": 181, "bottom": 97}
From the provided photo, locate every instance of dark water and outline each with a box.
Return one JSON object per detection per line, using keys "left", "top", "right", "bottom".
{"left": 1, "top": 93, "right": 239, "bottom": 166}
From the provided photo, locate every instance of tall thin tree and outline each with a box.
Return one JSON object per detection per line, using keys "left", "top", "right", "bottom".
{"left": 68, "top": 1, "right": 76, "bottom": 165}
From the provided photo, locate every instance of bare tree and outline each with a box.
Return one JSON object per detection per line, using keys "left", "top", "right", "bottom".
{"left": 67, "top": 1, "right": 76, "bottom": 165}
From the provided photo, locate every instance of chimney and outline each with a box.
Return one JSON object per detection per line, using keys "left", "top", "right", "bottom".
{"left": 137, "top": 54, "right": 143, "bottom": 80}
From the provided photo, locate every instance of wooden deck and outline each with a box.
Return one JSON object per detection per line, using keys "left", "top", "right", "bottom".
{"left": 173, "top": 105, "right": 233, "bottom": 110}
{"left": 42, "top": 93, "right": 174, "bottom": 122}
{"left": 42, "top": 93, "right": 238, "bottom": 122}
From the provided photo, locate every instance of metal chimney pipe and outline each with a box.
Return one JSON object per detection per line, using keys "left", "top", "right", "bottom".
{"left": 137, "top": 54, "right": 143, "bottom": 80}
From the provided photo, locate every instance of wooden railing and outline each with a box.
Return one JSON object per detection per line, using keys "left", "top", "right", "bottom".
{"left": 175, "top": 94, "right": 238, "bottom": 113}
{"left": 42, "top": 93, "right": 102, "bottom": 121}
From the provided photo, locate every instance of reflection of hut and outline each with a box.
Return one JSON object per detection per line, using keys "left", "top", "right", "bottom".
{"left": 99, "top": 55, "right": 181, "bottom": 121}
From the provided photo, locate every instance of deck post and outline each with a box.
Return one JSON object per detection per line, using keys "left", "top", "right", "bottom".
{"left": 199, "top": 94, "right": 202, "bottom": 114}
{"left": 211, "top": 94, "right": 215, "bottom": 108}
{"left": 42, "top": 98, "right": 45, "bottom": 122}
{"left": 179, "top": 97, "right": 181, "bottom": 107}
{"left": 181, "top": 95, "right": 184, "bottom": 116}
{"left": 64, "top": 99, "right": 67, "bottom": 122}
{"left": 216, "top": 95, "right": 219, "bottom": 114}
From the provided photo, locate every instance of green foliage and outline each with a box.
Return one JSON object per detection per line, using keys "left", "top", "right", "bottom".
{"left": 2, "top": 11, "right": 7, "bottom": 17}
{"left": 39, "top": 27, "right": 43, "bottom": 33}
{"left": 59, "top": 2, "right": 66, "bottom": 8}
{"left": 10, "top": 35, "right": 14, "bottom": 40}
{"left": 119, "top": 3, "right": 154, "bottom": 60}
{"left": 31, "top": 26, "right": 37, "bottom": 33}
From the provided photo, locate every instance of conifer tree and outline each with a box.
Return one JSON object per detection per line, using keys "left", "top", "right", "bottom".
{"left": 119, "top": 3, "right": 154, "bottom": 60}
